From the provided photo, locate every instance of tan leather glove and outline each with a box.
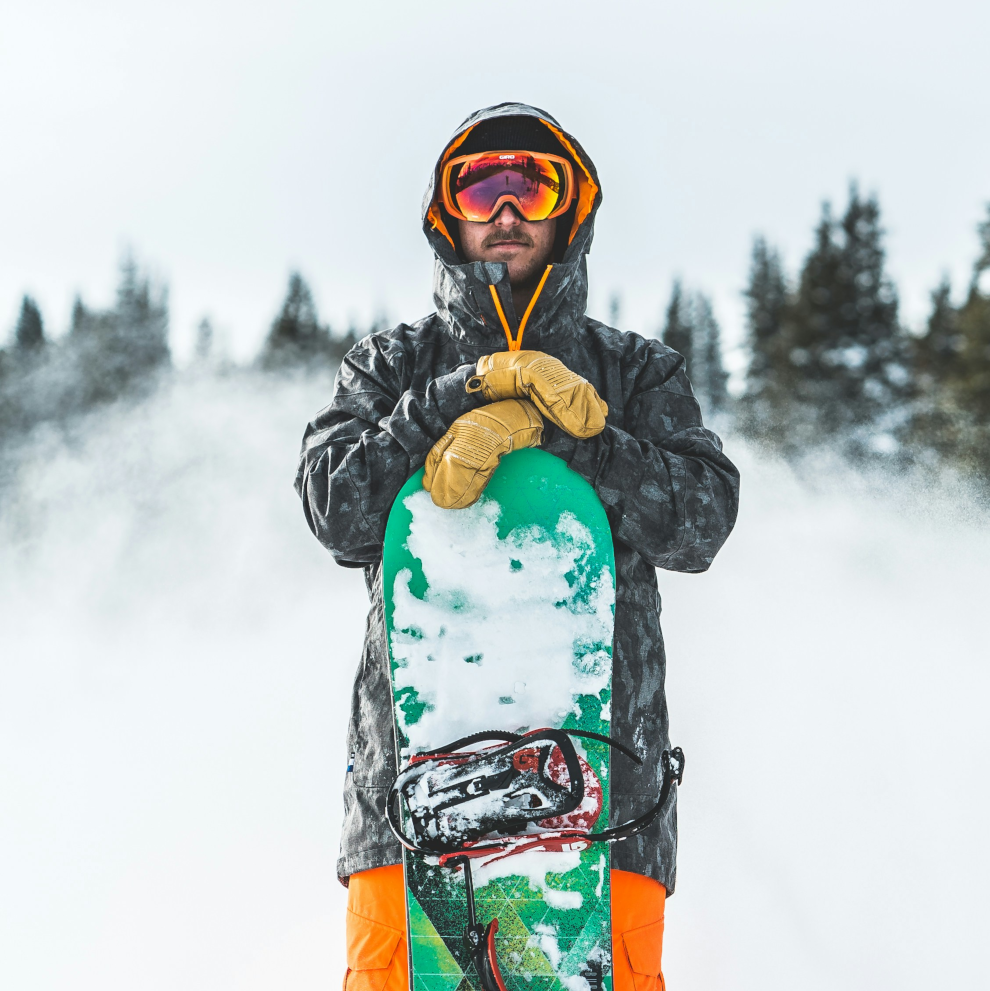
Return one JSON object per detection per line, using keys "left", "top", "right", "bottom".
{"left": 466, "top": 350, "right": 608, "bottom": 439}
{"left": 423, "top": 400, "right": 544, "bottom": 509}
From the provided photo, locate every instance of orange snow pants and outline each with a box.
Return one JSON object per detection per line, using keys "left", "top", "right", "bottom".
{"left": 344, "top": 864, "right": 666, "bottom": 991}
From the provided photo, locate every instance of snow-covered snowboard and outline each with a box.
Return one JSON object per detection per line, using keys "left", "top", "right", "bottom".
{"left": 383, "top": 449, "right": 617, "bottom": 991}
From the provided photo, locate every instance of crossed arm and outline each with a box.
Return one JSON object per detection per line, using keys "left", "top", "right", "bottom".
{"left": 295, "top": 339, "right": 738, "bottom": 573}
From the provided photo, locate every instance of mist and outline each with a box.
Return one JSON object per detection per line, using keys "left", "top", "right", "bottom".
{"left": 2, "top": 373, "right": 988, "bottom": 990}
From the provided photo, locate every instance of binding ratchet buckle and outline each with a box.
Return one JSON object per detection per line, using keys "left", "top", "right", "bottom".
{"left": 386, "top": 729, "right": 685, "bottom": 991}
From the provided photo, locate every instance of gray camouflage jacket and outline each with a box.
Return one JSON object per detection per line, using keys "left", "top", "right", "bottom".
{"left": 295, "top": 103, "right": 739, "bottom": 893}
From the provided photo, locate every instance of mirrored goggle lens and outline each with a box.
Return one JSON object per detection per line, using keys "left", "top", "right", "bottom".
{"left": 452, "top": 154, "right": 565, "bottom": 221}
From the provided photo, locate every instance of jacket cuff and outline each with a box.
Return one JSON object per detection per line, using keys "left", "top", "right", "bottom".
{"left": 385, "top": 363, "right": 483, "bottom": 460}
{"left": 539, "top": 422, "right": 608, "bottom": 485}
{"left": 432, "top": 363, "right": 485, "bottom": 423}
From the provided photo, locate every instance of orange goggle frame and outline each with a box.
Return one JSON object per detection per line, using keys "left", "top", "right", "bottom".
{"left": 440, "top": 150, "right": 576, "bottom": 223}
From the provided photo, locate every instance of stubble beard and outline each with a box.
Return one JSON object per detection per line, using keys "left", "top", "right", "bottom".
{"left": 482, "top": 228, "right": 535, "bottom": 250}
{"left": 483, "top": 230, "right": 548, "bottom": 287}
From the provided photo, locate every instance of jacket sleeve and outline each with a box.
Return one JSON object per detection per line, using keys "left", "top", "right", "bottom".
{"left": 541, "top": 345, "right": 739, "bottom": 573}
{"left": 294, "top": 334, "right": 483, "bottom": 567}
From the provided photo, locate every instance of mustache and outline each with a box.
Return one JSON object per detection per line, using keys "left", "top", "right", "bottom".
{"left": 482, "top": 228, "right": 534, "bottom": 248}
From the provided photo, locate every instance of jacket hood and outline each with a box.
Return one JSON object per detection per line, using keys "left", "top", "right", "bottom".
{"left": 422, "top": 102, "right": 603, "bottom": 352}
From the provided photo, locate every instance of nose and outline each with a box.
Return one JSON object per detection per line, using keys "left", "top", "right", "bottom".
{"left": 492, "top": 203, "right": 522, "bottom": 227}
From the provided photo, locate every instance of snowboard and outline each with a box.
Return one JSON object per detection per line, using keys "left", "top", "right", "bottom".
{"left": 382, "top": 448, "right": 617, "bottom": 991}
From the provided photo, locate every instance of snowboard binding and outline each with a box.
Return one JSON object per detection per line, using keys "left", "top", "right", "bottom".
{"left": 387, "top": 729, "right": 684, "bottom": 857}
{"left": 387, "top": 728, "right": 606, "bottom": 854}
{"left": 387, "top": 731, "right": 685, "bottom": 991}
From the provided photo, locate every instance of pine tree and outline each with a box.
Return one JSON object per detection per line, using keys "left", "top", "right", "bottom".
{"left": 114, "top": 255, "right": 171, "bottom": 377}
{"left": 661, "top": 280, "right": 693, "bottom": 376}
{"left": 70, "top": 295, "right": 88, "bottom": 336}
{"left": 194, "top": 318, "right": 214, "bottom": 362}
{"left": 915, "top": 278, "right": 961, "bottom": 383}
{"left": 786, "top": 186, "right": 910, "bottom": 453}
{"left": 0, "top": 297, "right": 46, "bottom": 436}
{"left": 741, "top": 237, "right": 789, "bottom": 436}
{"left": 905, "top": 205, "right": 990, "bottom": 478}
{"left": 692, "top": 294, "right": 729, "bottom": 414}
{"left": 912, "top": 250, "right": 990, "bottom": 479}
{"left": 910, "top": 278, "right": 963, "bottom": 459}
{"left": 971, "top": 204, "right": 990, "bottom": 292}
{"left": 787, "top": 201, "right": 842, "bottom": 401}
{"left": 260, "top": 272, "right": 333, "bottom": 370}
{"left": 14, "top": 296, "right": 45, "bottom": 350}
{"left": 950, "top": 212, "right": 990, "bottom": 474}
{"left": 743, "top": 239, "right": 787, "bottom": 386}
{"left": 660, "top": 281, "right": 728, "bottom": 417}
{"left": 954, "top": 286, "right": 990, "bottom": 429}
{"left": 835, "top": 189, "right": 905, "bottom": 409}
{"left": 67, "top": 257, "right": 171, "bottom": 408}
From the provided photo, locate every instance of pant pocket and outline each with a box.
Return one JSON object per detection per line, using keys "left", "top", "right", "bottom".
{"left": 345, "top": 908, "right": 405, "bottom": 991}
{"left": 621, "top": 918, "right": 665, "bottom": 991}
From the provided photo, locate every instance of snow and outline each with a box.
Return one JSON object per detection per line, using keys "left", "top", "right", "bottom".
{"left": 543, "top": 888, "right": 584, "bottom": 911}
{"left": 533, "top": 923, "right": 562, "bottom": 968}
{"left": 472, "top": 848, "right": 583, "bottom": 907}
{"left": 593, "top": 853, "right": 607, "bottom": 898}
{"left": 1, "top": 376, "right": 989, "bottom": 991}
{"left": 390, "top": 490, "right": 613, "bottom": 752}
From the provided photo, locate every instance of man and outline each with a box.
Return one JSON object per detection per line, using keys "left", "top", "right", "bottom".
{"left": 296, "top": 102, "right": 739, "bottom": 991}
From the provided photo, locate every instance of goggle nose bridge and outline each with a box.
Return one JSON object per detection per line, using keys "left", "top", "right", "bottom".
{"left": 480, "top": 195, "right": 534, "bottom": 224}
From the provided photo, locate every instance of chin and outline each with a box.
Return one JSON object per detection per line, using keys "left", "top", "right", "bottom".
{"left": 488, "top": 251, "right": 530, "bottom": 267}
{"left": 486, "top": 247, "right": 526, "bottom": 258}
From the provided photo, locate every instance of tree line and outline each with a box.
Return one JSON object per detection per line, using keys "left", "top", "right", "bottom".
{"left": 655, "top": 188, "right": 990, "bottom": 480}
{"left": 741, "top": 189, "right": 990, "bottom": 477}
{"left": 3, "top": 191, "right": 990, "bottom": 483}
{"left": 0, "top": 258, "right": 170, "bottom": 441}
{"left": 0, "top": 264, "right": 363, "bottom": 448}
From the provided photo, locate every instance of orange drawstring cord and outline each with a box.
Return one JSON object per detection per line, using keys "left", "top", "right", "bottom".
{"left": 487, "top": 265, "right": 553, "bottom": 351}
{"left": 488, "top": 285, "right": 514, "bottom": 350}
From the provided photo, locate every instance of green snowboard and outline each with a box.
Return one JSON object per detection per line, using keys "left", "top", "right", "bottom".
{"left": 382, "top": 449, "right": 616, "bottom": 991}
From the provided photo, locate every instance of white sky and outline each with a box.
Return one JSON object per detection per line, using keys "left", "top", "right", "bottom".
{"left": 2, "top": 0, "right": 988, "bottom": 365}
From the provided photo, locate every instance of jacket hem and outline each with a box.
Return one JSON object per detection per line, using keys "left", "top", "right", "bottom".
{"left": 337, "top": 844, "right": 404, "bottom": 885}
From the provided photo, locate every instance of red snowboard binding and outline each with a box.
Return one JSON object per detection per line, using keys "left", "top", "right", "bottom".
{"left": 387, "top": 731, "right": 685, "bottom": 991}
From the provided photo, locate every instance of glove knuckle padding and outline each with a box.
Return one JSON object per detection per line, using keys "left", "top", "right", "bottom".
{"left": 529, "top": 355, "right": 577, "bottom": 391}
{"left": 475, "top": 350, "right": 607, "bottom": 439}
{"left": 424, "top": 400, "right": 543, "bottom": 509}
{"left": 457, "top": 423, "right": 508, "bottom": 467}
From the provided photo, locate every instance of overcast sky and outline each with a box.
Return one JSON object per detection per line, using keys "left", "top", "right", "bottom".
{"left": 2, "top": 0, "right": 988, "bottom": 365}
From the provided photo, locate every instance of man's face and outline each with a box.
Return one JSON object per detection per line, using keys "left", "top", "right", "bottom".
{"left": 458, "top": 204, "right": 557, "bottom": 287}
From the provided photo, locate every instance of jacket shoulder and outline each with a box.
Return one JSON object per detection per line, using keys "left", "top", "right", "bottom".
{"left": 582, "top": 318, "right": 687, "bottom": 389}
{"left": 348, "top": 313, "right": 442, "bottom": 362}
{"left": 338, "top": 314, "right": 443, "bottom": 385}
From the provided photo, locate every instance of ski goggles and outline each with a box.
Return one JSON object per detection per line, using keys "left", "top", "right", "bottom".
{"left": 440, "top": 150, "right": 576, "bottom": 223}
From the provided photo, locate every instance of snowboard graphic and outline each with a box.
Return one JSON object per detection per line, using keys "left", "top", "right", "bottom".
{"left": 383, "top": 449, "right": 617, "bottom": 991}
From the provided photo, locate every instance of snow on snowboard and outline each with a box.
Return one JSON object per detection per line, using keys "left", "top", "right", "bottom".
{"left": 382, "top": 448, "right": 683, "bottom": 991}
